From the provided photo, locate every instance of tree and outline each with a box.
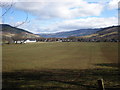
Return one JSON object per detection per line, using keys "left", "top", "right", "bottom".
{"left": 2, "top": 36, "right": 14, "bottom": 44}
{"left": 67, "top": 36, "right": 77, "bottom": 42}
{"left": 0, "top": 1, "right": 30, "bottom": 44}
{"left": 0, "top": 0, "right": 29, "bottom": 27}
{"left": 12, "top": 33, "right": 27, "bottom": 44}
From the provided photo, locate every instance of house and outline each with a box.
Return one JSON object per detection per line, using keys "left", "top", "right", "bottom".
{"left": 14, "top": 40, "right": 25, "bottom": 44}
{"left": 24, "top": 39, "right": 37, "bottom": 43}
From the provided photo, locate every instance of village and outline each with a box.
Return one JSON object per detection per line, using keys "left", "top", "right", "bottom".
{"left": 2, "top": 36, "right": 119, "bottom": 44}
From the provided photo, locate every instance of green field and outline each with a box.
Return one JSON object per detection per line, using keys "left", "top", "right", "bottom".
{"left": 2, "top": 42, "right": 119, "bottom": 89}
{"left": 3, "top": 42, "right": 118, "bottom": 71}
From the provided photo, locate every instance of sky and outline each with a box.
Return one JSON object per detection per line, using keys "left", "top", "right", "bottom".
{"left": 0, "top": 0, "right": 120, "bottom": 34}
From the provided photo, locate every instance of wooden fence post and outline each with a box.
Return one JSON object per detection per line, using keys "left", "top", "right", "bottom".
{"left": 97, "top": 79, "right": 105, "bottom": 90}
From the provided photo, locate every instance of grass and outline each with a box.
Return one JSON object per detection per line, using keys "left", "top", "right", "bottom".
{"left": 2, "top": 42, "right": 118, "bottom": 71}
{"left": 2, "top": 42, "right": 119, "bottom": 89}
{"left": 2, "top": 67, "right": 120, "bottom": 90}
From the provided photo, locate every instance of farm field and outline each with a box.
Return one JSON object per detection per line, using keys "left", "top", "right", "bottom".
{"left": 2, "top": 42, "right": 120, "bottom": 89}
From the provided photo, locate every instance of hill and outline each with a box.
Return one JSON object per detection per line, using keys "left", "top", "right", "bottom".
{"left": 0, "top": 24, "right": 40, "bottom": 38}
{"left": 80, "top": 26, "right": 119, "bottom": 42}
{"left": 39, "top": 29, "right": 101, "bottom": 38}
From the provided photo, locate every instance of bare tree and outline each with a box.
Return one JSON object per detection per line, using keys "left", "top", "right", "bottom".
{"left": 67, "top": 36, "right": 77, "bottom": 42}
{"left": 2, "top": 36, "right": 14, "bottom": 44}
{"left": 14, "top": 12, "right": 29, "bottom": 27}
{"left": 0, "top": 0, "right": 29, "bottom": 27}
{"left": 12, "top": 34, "right": 27, "bottom": 44}
{"left": 0, "top": 1, "right": 30, "bottom": 44}
{"left": 1, "top": 1, "right": 15, "bottom": 17}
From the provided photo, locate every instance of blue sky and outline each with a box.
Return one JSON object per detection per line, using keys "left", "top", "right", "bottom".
{"left": 1, "top": 0, "right": 119, "bottom": 33}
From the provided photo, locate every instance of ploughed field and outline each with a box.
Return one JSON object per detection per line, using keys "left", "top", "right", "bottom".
{"left": 2, "top": 42, "right": 120, "bottom": 89}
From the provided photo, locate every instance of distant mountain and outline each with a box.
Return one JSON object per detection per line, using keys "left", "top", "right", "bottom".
{"left": 39, "top": 29, "right": 101, "bottom": 38}
{"left": 0, "top": 24, "right": 40, "bottom": 38}
{"left": 80, "top": 26, "right": 119, "bottom": 41}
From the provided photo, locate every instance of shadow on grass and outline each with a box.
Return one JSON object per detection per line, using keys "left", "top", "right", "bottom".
{"left": 2, "top": 63, "right": 120, "bottom": 90}
{"left": 95, "top": 63, "right": 119, "bottom": 68}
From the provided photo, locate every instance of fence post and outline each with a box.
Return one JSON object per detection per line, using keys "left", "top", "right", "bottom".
{"left": 97, "top": 79, "right": 105, "bottom": 90}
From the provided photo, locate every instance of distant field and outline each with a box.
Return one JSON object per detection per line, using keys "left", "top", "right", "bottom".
{"left": 3, "top": 42, "right": 118, "bottom": 72}
{"left": 3, "top": 42, "right": 118, "bottom": 71}
{"left": 2, "top": 42, "right": 119, "bottom": 89}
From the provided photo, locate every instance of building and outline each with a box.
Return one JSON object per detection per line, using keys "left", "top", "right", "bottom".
{"left": 24, "top": 39, "right": 37, "bottom": 43}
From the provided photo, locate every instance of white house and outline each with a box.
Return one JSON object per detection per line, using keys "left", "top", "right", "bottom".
{"left": 24, "top": 39, "right": 37, "bottom": 43}
{"left": 14, "top": 40, "right": 25, "bottom": 44}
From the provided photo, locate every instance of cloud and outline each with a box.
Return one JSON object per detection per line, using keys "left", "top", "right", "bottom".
{"left": 18, "top": 17, "right": 118, "bottom": 33}
{"left": 48, "top": 17, "right": 118, "bottom": 32}
{"left": 11, "top": 0, "right": 104, "bottom": 19}
{"left": 108, "top": 0, "right": 120, "bottom": 9}
{"left": 1, "top": 0, "right": 118, "bottom": 34}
